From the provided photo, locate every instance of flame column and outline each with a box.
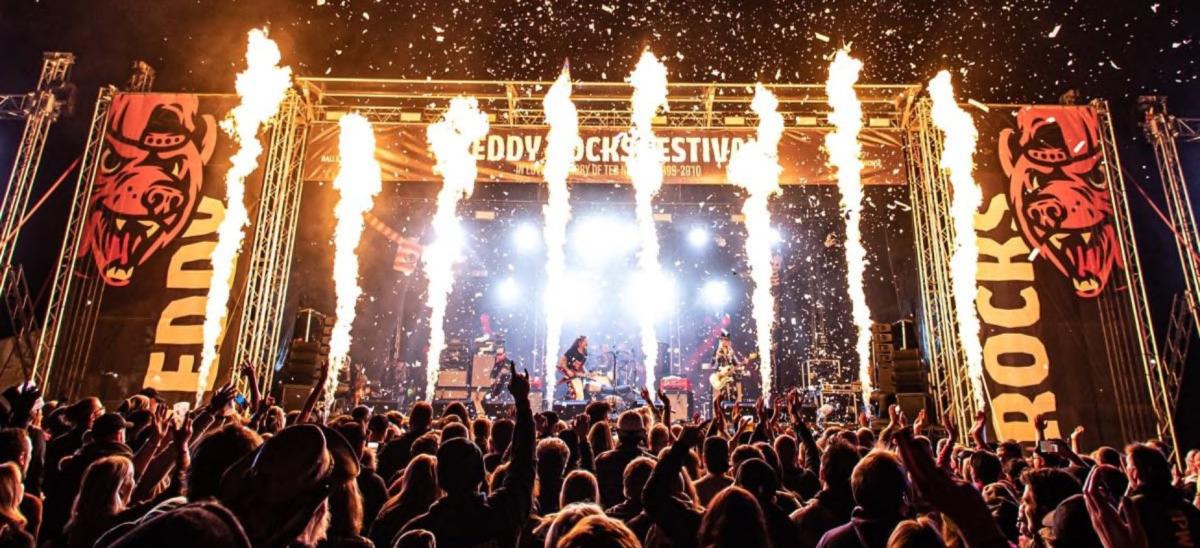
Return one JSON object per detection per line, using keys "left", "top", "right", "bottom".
{"left": 424, "top": 98, "right": 489, "bottom": 400}
{"left": 825, "top": 49, "right": 875, "bottom": 410}
{"left": 325, "top": 114, "right": 383, "bottom": 414}
{"left": 196, "top": 29, "right": 292, "bottom": 405}
{"left": 928, "top": 71, "right": 985, "bottom": 407}
{"left": 542, "top": 68, "right": 580, "bottom": 407}
{"left": 728, "top": 84, "right": 784, "bottom": 398}
{"left": 625, "top": 51, "right": 670, "bottom": 393}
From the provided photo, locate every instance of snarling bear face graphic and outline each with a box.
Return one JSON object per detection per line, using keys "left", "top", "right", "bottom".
{"left": 81, "top": 94, "right": 216, "bottom": 286}
{"left": 999, "top": 107, "right": 1119, "bottom": 298}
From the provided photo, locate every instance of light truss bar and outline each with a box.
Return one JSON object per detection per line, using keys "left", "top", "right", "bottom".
{"left": 0, "top": 94, "right": 34, "bottom": 121}
{"left": 299, "top": 78, "right": 917, "bottom": 129}
{"left": 1094, "top": 99, "right": 1179, "bottom": 464}
{"left": 1175, "top": 118, "right": 1199, "bottom": 142}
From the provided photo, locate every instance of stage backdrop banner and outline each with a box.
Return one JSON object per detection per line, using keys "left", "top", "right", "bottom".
{"left": 63, "top": 92, "right": 262, "bottom": 400}
{"left": 302, "top": 124, "right": 905, "bottom": 185}
{"left": 972, "top": 104, "right": 1156, "bottom": 447}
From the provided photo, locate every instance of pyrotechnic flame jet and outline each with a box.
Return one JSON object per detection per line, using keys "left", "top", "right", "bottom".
{"left": 727, "top": 84, "right": 784, "bottom": 398}
{"left": 197, "top": 28, "right": 292, "bottom": 406}
{"left": 929, "top": 71, "right": 985, "bottom": 408}
{"left": 625, "top": 50, "right": 669, "bottom": 394}
{"left": 424, "top": 98, "right": 489, "bottom": 400}
{"left": 325, "top": 113, "right": 383, "bottom": 415}
{"left": 825, "top": 48, "right": 875, "bottom": 412}
{"left": 542, "top": 61, "right": 581, "bottom": 407}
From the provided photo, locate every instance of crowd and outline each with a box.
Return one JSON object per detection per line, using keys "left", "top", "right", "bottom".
{"left": 0, "top": 359, "right": 1196, "bottom": 548}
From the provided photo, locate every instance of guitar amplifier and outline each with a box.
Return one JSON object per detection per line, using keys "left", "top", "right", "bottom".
{"left": 435, "top": 386, "right": 470, "bottom": 400}
{"left": 662, "top": 390, "right": 692, "bottom": 420}
{"left": 438, "top": 369, "right": 468, "bottom": 388}
{"left": 471, "top": 355, "right": 495, "bottom": 387}
{"left": 659, "top": 376, "right": 690, "bottom": 391}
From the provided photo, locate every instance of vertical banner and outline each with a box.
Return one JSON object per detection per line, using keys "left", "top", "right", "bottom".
{"left": 69, "top": 92, "right": 262, "bottom": 400}
{"left": 973, "top": 104, "right": 1156, "bottom": 445}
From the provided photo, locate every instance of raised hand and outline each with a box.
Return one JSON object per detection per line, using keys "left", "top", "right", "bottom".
{"left": 572, "top": 414, "right": 590, "bottom": 441}
{"left": 508, "top": 368, "right": 531, "bottom": 401}
{"left": 1084, "top": 464, "right": 1148, "bottom": 548}
{"left": 656, "top": 388, "right": 669, "bottom": 408}
{"left": 969, "top": 407, "right": 989, "bottom": 449}
{"left": 173, "top": 413, "right": 194, "bottom": 447}
{"left": 913, "top": 408, "right": 928, "bottom": 433}
{"left": 941, "top": 410, "right": 958, "bottom": 442}
{"left": 208, "top": 383, "right": 236, "bottom": 412}
{"left": 894, "top": 426, "right": 1007, "bottom": 545}
{"left": 677, "top": 425, "right": 704, "bottom": 448}
{"left": 640, "top": 387, "right": 653, "bottom": 404}
{"left": 887, "top": 404, "right": 899, "bottom": 426}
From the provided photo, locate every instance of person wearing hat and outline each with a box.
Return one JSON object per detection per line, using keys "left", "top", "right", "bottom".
{"left": 42, "top": 411, "right": 134, "bottom": 544}
{"left": 400, "top": 369, "right": 536, "bottom": 547}
{"left": 594, "top": 410, "right": 654, "bottom": 508}
{"left": 218, "top": 423, "right": 360, "bottom": 547}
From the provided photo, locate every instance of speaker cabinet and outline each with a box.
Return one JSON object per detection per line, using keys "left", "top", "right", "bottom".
{"left": 437, "top": 369, "right": 468, "bottom": 388}
{"left": 663, "top": 391, "right": 692, "bottom": 420}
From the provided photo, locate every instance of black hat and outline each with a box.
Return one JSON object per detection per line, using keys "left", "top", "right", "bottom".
{"left": 218, "top": 424, "right": 359, "bottom": 546}
{"left": 92, "top": 412, "right": 132, "bottom": 439}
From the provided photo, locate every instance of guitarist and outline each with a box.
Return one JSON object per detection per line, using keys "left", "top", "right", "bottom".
{"left": 487, "top": 348, "right": 515, "bottom": 402}
{"left": 557, "top": 336, "right": 590, "bottom": 400}
{"left": 709, "top": 330, "right": 745, "bottom": 403}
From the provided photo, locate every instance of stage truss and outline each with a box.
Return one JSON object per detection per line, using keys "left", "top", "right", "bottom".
{"left": 903, "top": 98, "right": 979, "bottom": 436}
{"left": 15, "top": 76, "right": 1183, "bottom": 452}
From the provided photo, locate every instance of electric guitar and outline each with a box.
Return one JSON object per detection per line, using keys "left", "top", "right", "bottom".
{"left": 709, "top": 352, "right": 758, "bottom": 399}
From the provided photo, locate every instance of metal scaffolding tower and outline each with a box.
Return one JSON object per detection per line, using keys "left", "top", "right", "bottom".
{"left": 1142, "top": 98, "right": 1200, "bottom": 336}
{"left": 32, "top": 86, "right": 115, "bottom": 392}
{"left": 1094, "top": 100, "right": 1180, "bottom": 462}
{"left": 903, "top": 98, "right": 978, "bottom": 437}
{"left": 231, "top": 90, "right": 311, "bottom": 392}
{"left": 0, "top": 52, "right": 75, "bottom": 295}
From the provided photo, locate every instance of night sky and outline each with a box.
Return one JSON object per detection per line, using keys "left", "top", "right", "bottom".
{"left": 1, "top": 0, "right": 1198, "bottom": 425}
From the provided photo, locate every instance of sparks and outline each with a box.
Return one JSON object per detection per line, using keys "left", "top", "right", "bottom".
{"left": 196, "top": 28, "right": 292, "bottom": 405}
{"left": 542, "top": 65, "right": 580, "bottom": 407}
{"left": 727, "top": 83, "right": 783, "bottom": 398}
{"left": 929, "top": 71, "right": 985, "bottom": 408}
{"left": 424, "top": 97, "right": 489, "bottom": 400}
{"left": 625, "top": 50, "right": 669, "bottom": 393}
{"left": 825, "top": 48, "right": 874, "bottom": 411}
{"left": 325, "top": 113, "right": 383, "bottom": 415}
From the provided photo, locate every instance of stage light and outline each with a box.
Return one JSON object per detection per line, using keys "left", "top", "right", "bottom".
{"left": 572, "top": 216, "right": 636, "bottom": 262}
{"left": 513, "top": 222, "right": 540, "bottom": 252}
{"left": 497, "top": 276, "right": 520, "bottom": 303}
{"left": 701, "top": 279, "right": 731, "bottom": 309}
{"left": 688, "top": 227, "right": 709, "bottom": 248}
{"left": 627, "top": 272, "right": 677, "bottom": 320}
